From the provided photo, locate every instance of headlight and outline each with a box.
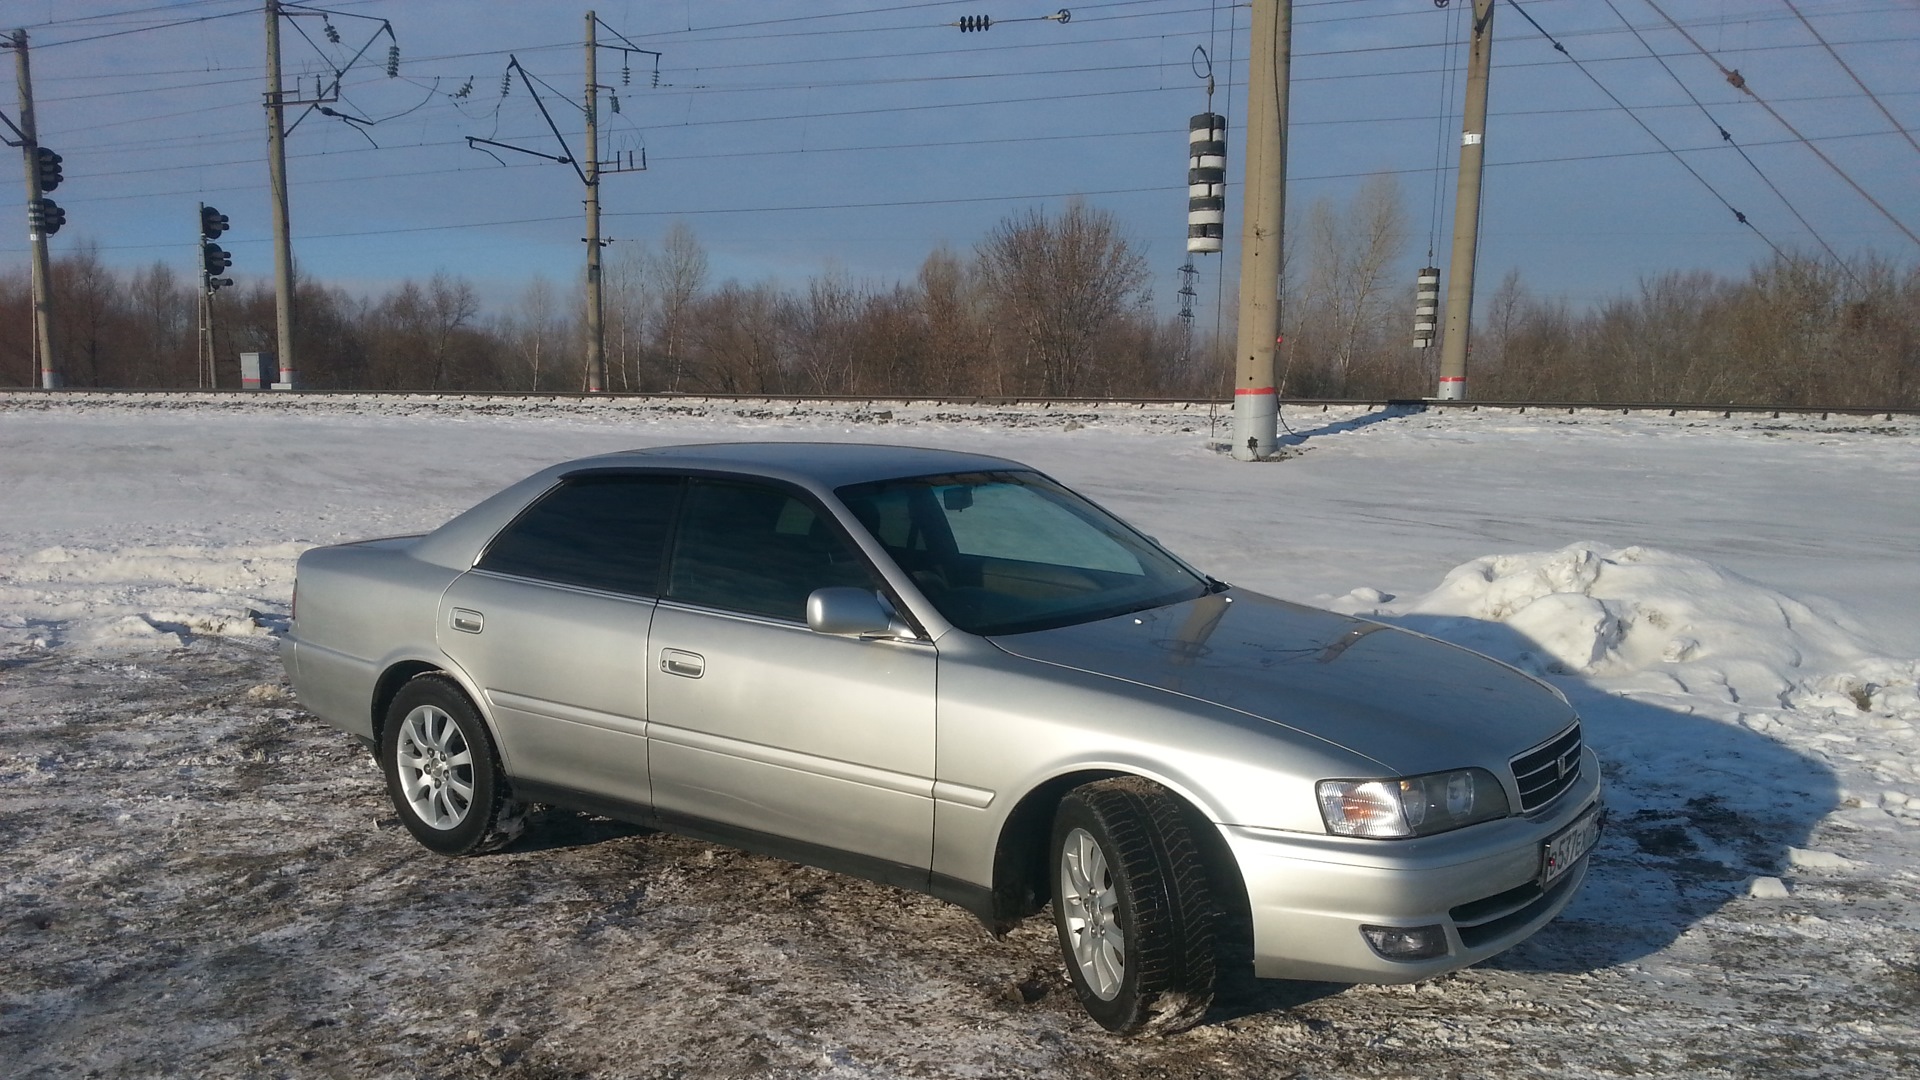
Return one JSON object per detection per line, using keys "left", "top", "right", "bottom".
{"left": 1317, "top": 768, "right": 1511, "bottom": 838}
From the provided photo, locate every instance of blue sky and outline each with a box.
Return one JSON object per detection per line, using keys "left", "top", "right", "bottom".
{"left": 5, "top": 0, "right": 1917, "bottom": 325}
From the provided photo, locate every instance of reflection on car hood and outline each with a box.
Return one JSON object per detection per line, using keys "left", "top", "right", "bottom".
{"left": 987, "top": 590, "right": 1573, "bottom": 775}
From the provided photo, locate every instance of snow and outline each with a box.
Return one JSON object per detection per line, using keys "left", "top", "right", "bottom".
{"left": 2, "top": 391, "right": 1917, "bottom": 1076}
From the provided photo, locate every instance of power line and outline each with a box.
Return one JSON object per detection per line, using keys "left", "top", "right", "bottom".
{"left": 12, "top": 127, "right": 1896, "bottom": 258}
{"left": 35, "top": 6, "right": 255, "bottom": 49}
{"left": 1782, "top": 0, "right": 1920, "bottom": 161}
{"left": 1504, "top": 0, "right": 1787, "bottom": 261}
{"left": 1639, "top": 0, "right": 1920, "bottom": 250}
{"left": 1598, "top": 0, "right": 1854, "bottom": 279}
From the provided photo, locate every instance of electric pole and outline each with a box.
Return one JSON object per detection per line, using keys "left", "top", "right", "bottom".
{"left": 584, "top": 11, "right": 606, "bottom": 393}
{"left": 199, "top": 204, "right": 214, "bottom": 387}
{"left": 470, "top": 18, "right": 652, "bottom": 395}
{"left": 264, "top": 0, "right": 297, "bottom": 388}
{"left": 1436, "top": 0, "right": 1494, "bottom": 401}
{"left": 9, "top": 30, "right": 58, "bottom": 388}
{"left": 1230, "top": 0, "right": 1291, "bottom": 460}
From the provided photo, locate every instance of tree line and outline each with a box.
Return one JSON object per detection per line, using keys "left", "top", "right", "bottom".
{"left": 3, "top": 185, "right": 1914, "bottom": 407}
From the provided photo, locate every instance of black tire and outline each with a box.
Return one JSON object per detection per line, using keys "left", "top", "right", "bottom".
{"left": 1050, "top": 777, "right": 1218, "bottom": 1035}
{"left": 381, "top": 674, "right": 525, "bottom": 856}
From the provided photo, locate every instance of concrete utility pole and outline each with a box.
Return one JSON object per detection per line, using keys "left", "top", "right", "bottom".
{"left": 264, "top": 0, "right": 297, "bottom": 388}
{"left": 12, "top": 30, "right": 57, "bottom": 388}
{"left": 583, "top": 11, "right": 606, "bottom": 394}
{"left": 1435, "top": 0, "right": 1494, "bottom": 401}
{"left": 1231, "top": 0, "right": 1291, "bottom": 460}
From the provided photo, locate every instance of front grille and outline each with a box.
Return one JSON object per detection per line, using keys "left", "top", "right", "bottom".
{"left": 1511, "top": 722, "right": 1582, "bottom": 812}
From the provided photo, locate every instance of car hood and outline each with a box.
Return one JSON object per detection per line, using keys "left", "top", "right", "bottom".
{"left": 987, "top": 590, "right": 1573, "bottom": 776}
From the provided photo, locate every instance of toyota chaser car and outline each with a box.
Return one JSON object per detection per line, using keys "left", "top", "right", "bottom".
{"left": 283, "top": 441, "right": 1602, "bottom": 1034}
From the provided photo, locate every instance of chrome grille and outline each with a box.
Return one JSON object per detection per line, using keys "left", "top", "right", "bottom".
{"left": 1511, "top": 723, "right": 1582, "bottom": 812}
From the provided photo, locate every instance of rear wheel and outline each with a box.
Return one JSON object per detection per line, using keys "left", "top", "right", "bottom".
{"left": 381, "top": 674, "right": 524, "bottom": 856}
{"left": 1050, "top": 778, "right": 1218, "bottom": 1034}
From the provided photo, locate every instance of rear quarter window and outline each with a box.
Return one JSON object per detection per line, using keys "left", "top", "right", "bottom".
{"left": 476, "top": 474, "right": 679, "bottom": 596}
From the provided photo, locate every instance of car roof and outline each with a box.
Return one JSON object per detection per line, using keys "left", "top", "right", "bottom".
{"left": 570, "top": 441, "right": 1030, "bottom": 489}
{"left": 408, "top": 441, "right": 1037, "bottom": 573}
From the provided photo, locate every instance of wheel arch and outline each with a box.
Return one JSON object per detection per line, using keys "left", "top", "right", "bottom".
{"left": 371, "top": 659, "right": 479, "bottom": 747}
{"left": 985, "top": 768, "right": 1251, "bottom": 940}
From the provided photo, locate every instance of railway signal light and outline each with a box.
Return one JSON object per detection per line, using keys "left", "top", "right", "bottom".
{"left": 200, "top": 205, "right": 229, "bottom": 239}
{"left": 202, "top": 241, "right": 232, "bottom": 278}
{"left": 35, "top": 146, "right": 62, "bottom": 192}
{"left": 31, "top": 197, "right": 65, "bottom": 236}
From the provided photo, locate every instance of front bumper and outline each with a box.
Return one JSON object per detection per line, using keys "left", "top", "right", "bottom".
{"left": 1223, "top": 747, "right": 1602, "bottom": 983}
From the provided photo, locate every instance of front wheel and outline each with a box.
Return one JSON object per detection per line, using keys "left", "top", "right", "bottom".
{"left": 381, "top": 674, "right": 524, "bottom": 856}
{"left": 1051, "top": 778, "right": 1218, "bottom": 1035}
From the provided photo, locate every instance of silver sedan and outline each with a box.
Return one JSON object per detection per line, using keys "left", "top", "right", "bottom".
{"left": 283, "top": 442, "right": 1602, "bottom": 1034}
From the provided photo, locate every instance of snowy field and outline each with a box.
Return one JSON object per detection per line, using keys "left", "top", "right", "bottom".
{"left": 1, "top": 391, "right": 1916, "bottom": 1078}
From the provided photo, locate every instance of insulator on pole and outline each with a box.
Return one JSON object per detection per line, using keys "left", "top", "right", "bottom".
{"left": 1186, "top": 112, "right": 1227, "bottom": 254}
{"left": 1413, "top": 267, "right": 1441, "bottom": 348}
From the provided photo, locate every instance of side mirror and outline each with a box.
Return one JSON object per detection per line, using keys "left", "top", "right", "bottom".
{"left": 807, "top": 587, "right": 914, "bottom": 639}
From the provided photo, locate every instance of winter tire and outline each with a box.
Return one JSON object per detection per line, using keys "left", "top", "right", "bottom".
{"left": 381, "top": 674, "right": 525, "bottom": 856}
{"left": 1051, "top": 777, "right": 1218, "bottom": 1035}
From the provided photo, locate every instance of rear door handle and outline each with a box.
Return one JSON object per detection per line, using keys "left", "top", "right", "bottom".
{"left": 660, "top": 649, "right": 704, "bottom": 678}
{"left": 450, "top": 608, "right": 485, "bottom": 634}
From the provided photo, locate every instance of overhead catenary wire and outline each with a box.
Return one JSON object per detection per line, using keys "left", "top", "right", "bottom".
{"left": 1426, "top": 0, "right": 1465, "bottom": 262}
{"left": 1639, "top": 0, "right": 1920, "bottom": 250}
{"left": 1503, "top": 0, "right": 1788, "bottom": 262}
{"left": 6, "top": 0, "right": 1913, "bottom": 292}
{"left": 1598, "top": 0, "right": 1856, "bottom": 281}
{"left": 7, "top": 126, "right": 1901, "bottom": 258}
{"left": 1781, "top": 0, "right": 1920, "bottom": 161}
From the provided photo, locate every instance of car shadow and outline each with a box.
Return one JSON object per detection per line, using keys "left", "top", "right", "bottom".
{"left": 500, "top": 807, "right": 652, "bottom": 854}
{"left": 1205, "top": 610, "right": 1840, "bottom": 1022}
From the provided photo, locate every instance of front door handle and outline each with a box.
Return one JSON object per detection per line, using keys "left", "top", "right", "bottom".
{"left": 660, "top": 649, "right": 704, "bottom": 678}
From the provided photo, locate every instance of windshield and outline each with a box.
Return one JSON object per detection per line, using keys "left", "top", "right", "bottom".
{"left": 836, "top": 470, "right": 1211, "bottom": 636}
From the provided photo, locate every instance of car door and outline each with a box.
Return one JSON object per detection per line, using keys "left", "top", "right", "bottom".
{"left": 646, "top": 477, "right": 938, "bottom": 882}
{"left": 437, "top": 472, "right": 679, "bottom": 809}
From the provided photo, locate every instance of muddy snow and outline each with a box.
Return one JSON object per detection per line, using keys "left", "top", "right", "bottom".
{"left": 2, "top": 393, "right": 1916, "bottom": 1078}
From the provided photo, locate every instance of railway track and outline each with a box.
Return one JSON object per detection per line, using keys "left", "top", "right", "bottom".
{"left": 3, "top": 386, "right": 1916, "bottom": 422}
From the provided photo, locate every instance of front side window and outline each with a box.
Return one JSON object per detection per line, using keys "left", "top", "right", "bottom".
{"left": 667, "top": 479, "right": 879, "bottom": 621}
{"left": 837, "top": 471, "right": 1208, "bottom": 635}
{"left": 476, "top": 474, "right": 678, "bottom": 596}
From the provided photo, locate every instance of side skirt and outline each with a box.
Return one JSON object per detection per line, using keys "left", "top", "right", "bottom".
{"left": 509, "top": 778, "right": 1000, "bottom": 924}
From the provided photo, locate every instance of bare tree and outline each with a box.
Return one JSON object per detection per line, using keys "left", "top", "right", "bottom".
{"left": 502, "top": 274, "right": 569, "bottom": 390}
{"left": 424, "top": 273, "right": 480, "bottom": 390}
{"left": 916, "top": 245, "right": 984, "bottom": 394}
{"left": 688, "top": 281, "right": 784, "bottom": 393}
{"left": 975, "top": 200, "right": 1150, "bottom": 396}
{"left": 1298, "top": 173, "right": 1407, "bottom": 391}
{"left": 647, "top": 221, "right": 709, "bottom": 392}
{"left": 786, "top": 266, "right": 864, "bottom": 394}
{"left": 128, "top": 261, "right": 192, "bottom": 387}
{"left": 604, "top": 243, "right": 649, "bottom": 391}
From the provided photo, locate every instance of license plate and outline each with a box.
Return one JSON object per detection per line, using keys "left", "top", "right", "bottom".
{"left": 1542, "top": 805, "right": 1604, "bottom": 887}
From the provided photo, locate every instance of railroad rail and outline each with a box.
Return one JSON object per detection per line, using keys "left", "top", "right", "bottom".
{"left": 3, "top": 387, "right": 1916, "bottom": 422}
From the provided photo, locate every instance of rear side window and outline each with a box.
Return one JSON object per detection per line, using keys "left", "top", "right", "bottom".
{"left": 667, "top": 479, "right": 878, "bottom": 621}
{"left": 477, "top": 475, "right": 679, "bottom": 596}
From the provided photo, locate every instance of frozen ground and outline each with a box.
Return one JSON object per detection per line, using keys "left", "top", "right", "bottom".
{"left": 1, "top": 392, "right": 1916, "bottom": 1078}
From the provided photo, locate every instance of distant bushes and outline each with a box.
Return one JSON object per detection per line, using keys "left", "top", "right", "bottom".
{"left": 3, "top": 203, "right": 1913, "bottom": 407}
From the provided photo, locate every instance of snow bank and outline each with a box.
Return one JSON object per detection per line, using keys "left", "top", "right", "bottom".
{"left": 0, "top": 542, "right": 298, "bottom": 653}
{"left": 1336, "top": 543, "right": 1920, "bottom": 840}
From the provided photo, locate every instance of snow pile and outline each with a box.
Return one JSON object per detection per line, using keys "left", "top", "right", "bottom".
{"left": 1399, "top": 543, "right": 1883, "bottom": 694}
{"left": 0, "top": 542, "right": 298, "bottom": 654}
{"left": 1338, "top": 543, "right": 1920, "bottom": 834}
